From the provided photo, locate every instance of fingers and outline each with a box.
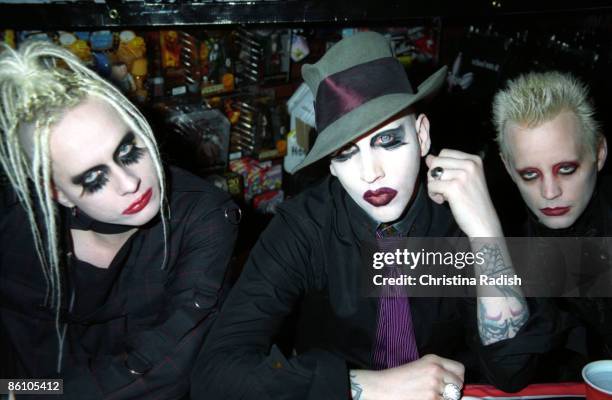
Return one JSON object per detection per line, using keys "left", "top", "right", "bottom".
{"left": 437, "top": 357, "right": 465, "bottom": 383}
{"left": 425, "top": 149, "right": 479, "bottom": 166}
{"left": 416, "top": 355, "right": 464, "bottom": 400}
{"left": 426, "top": 171, "right": 464, "bottom": 205}
{"left": 428, "top": 168, "right": 468, "bottom": 182}
{"left": 426, "top": 149, "right": 485, "bottom": 205}
{"left": 437, "top": 148, "right": 482, "bottom": 162}
{"left": 420, "top": 354, "right": 465, "bottom": 387}
{"left": 427, "top": 151, "right": 482, "bottom": 174}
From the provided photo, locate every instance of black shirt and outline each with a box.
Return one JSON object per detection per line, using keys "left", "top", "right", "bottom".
{"left": 0, "top": 166, "right": 239, "bottom": 399}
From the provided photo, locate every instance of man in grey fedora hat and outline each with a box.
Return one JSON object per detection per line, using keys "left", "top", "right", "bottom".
{"left": 192, "top": 31, "right": 551, "bottom": 399}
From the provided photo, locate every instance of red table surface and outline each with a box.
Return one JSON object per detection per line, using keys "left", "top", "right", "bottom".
{"left": 463, "top": 382, "right": 586, "bottom": 399}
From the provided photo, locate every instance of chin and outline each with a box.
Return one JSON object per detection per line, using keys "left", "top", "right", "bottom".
{"left": 134, "top": 205, "right": 161, "bottom": 226}
{"left": 539, "top": 215, "right": 577, "bottom": 230}
{"left": 121, "top": 200, "right": 161, "bottom": 226}
{"left": 367, "top": 208, "right": 403, "bottom": 224}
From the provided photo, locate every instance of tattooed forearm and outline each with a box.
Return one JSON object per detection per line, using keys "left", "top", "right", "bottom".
{"left": 478, "top": 296, "right": 529, "bottom": 344}
{"left": 474, "top": 242, "right": 529, "bottom": 345}
{"left": 350, "top": 372, "right": 363, "bottom": 400}
{"left": 478, "top": 243, "right": 512, "bottom": 277}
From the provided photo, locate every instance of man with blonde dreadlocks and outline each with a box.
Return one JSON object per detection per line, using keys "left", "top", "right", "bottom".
{"left": 0, "top": 41, "right": 239, "bottom": 398}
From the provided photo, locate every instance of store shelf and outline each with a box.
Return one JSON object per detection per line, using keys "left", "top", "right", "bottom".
{"left": 1, "top": 0, "right": 612, "bottom": 29}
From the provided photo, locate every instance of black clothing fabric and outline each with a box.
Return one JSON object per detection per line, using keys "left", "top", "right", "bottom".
{"left": 0, "top": 167, "right": 239, "bottom": 399}
{"left": 526, "top": 175, "right": 612, "bottom": 380}
{"left": 192, "top": 176, "right": 556, "bottom": 399}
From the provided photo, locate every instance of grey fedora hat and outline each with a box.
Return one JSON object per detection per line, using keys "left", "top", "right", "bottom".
{"left": 290, "top": 31, "right": 447, "bottom": 173}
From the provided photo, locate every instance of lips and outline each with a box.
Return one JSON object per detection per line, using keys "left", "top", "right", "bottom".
{"left": 540, "top": 206, "right": 571, "bottom": 217}
{"left": 363, "top": 187, "right": 398, "bottom": 207}
{"left": 123, "top": 188, "right": 153, "bottom": 215}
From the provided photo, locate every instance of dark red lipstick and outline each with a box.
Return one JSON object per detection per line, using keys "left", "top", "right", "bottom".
{"left": 540, "top": 207, "right": 570, "bottom": 217}
{"left": 363, "top": 187, "right": 398, "bottom": 207}
{"left": 123, "top": 188, "right": 153, "bottom": 215}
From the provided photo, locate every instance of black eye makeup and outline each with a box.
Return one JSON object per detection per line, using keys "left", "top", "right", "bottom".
{"left": 331, "top": 144, "right": 359, "bottom": 162}
{"left": 331, "top": 127, "right": 408, "bottom": 163}
{"left": 114, "top": 132, "right": 145, "bottom": 166}
{"left": 81, "top": 168, "right": 110, "bottom": 194}
{"left": 70, "top": 132, "right": 146, "bottom": 195}
{"left": 371, "top": 127, "right": 406, "bottom": 149}
{"left": 71, "top": 165, "right": 110, "bottom": 195}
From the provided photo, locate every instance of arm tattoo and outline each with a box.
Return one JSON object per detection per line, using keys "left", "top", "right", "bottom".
{"left": 350, "top": 372, "right": 363, "bottom": 400}
{"left": 477, "top": 243, "right": 529, "bottom": 345}
{"left": 478, "top": 243, "right": 512, "bottom": 277}
{"left": 478, "top": 295, "right": 529, "bottom": 344}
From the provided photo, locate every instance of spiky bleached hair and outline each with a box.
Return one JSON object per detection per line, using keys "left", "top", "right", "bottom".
{"left": 493, "top": 71, "right": 601, "bottom": 161}
{"left": 0, "top": 40, "right": 168, "bottom": 371}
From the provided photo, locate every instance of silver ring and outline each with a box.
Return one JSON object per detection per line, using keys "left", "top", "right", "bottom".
{"left": 430, "top": 166, "right": 444, "bottom": 180}
{"left": 442, "top": 383, "right": 461, "bottom": 400}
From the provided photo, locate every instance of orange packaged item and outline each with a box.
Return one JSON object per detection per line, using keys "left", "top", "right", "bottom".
{"left": 116, "top": 33, "right": 146, "bottom": 70}
{"left": 160, "top": 31, "right": 181, "bottom": 69}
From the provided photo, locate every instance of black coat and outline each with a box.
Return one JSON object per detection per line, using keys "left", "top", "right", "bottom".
{"left": 192, "top": 176, "right": 557, "bottom": 399}
{"left": 525, "top": 175, "right": 612, "bottom": 380}
{"left": 0, "top": 167, "right": 238, "bottom": 399}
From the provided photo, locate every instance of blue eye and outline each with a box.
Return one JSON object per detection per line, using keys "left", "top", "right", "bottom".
{"left": 118, "top": 143, "right": 133, "bottom": 158}
{"left": 558, "top": 164, "right": 577, "bottom": 175}
{"left": 520, "top": 171, "right": 539, "bottom": 181}
{"left": 373, "top": 128, "right": 405, "bottom": 149}
{"left": 378, "top": 134, "right": 393, "bottom": 144}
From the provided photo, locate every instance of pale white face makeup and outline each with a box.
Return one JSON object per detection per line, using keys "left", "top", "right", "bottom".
{"left": 330, "top": 114, "right": 431, "bottom": 223}
{"left": 49, "top": 97, "right": 161, "bottom": 226}
{"left": 502, "top": 111, "right": 607, "bottom": 229}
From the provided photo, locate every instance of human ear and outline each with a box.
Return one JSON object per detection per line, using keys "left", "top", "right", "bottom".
{"left": 415, "top": 114, "right": 431, "bottom": 157}
{"left": 597, "top": 136, "right": 608, "bottom": 171}
{"left": 329, "top": 161, "right": 337, "bottom": 177}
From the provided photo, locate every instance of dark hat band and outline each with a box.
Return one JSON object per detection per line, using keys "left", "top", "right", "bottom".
{"left": 314, "top": 57, "right": 414, "bottom": 133}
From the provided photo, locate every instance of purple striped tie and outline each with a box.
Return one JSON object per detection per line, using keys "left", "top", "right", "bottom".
{"left": 372, "top": 226, "right": 419, "bottom": 369}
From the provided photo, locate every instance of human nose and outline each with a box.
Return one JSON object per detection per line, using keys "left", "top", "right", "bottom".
{"left": 114, "top": 166, "right": 141, "bottom": 195}
{"left": 359, "top": 149, "right": 384, "bottom": 184}
{"left": 540, "top": 175, "right": 562, "bottom": 200}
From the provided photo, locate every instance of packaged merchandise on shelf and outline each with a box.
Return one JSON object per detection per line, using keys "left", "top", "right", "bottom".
{"left": 160, "top": 30, "right": 181, "bottom": 69}
{"left": 252, "top": 189, "right": 284, "bottom": 214}
{"left": 157, "top": 30, "right": 187, "bottom": 96}
{"left": 59, "top": 31, "right": 93, "bottom": 65}
{"left": 117, "top": 30, "right": 146, "bottom": 68}
{"left": 286, "top": 82, "right": 315, "bottom": 129}
{"left": 283, "top": 130, "right": 308, "bottom": 173}
{"left": 1, "top": 30, "right": 15, "bottom": 49}
{"left": 13, "top": 29, "right": 152, "bottom": 102}
{"left": 205, "top": 172, "right": 243, "bottom": 200}
{"left": 229, "top": 157, "right": 282, "bottom": 202}
{"left": 290, "top": 33, "right": 309, "bottom": 62}
{"left": 90, "top": 30, "right": 114, "bottom": 78}
{"left": 17, "top": 30, "right": 51, "bottom": 43}
{"left": 164, "top": 104, "right": 231, "bottom": 172}
{"left": 224, "top": 171, "right": 244, "bottom": 199}
{"left": 200, "top": 34, "right": 236, "bottom": 97}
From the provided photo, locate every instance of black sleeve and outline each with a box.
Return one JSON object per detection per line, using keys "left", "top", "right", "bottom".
{"left": 191, "top": 211, "right": 350, "bottom": 400}
{"left": 468, "top": 297, "right": 565, "bottom": 392}
{"left": 61, "top": 195, "right": 239, "bottom": 399}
